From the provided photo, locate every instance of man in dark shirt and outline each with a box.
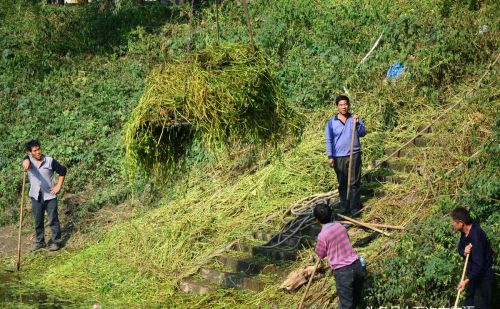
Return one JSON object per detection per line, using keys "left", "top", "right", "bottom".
{"left": 451, "top": 207, "right": 494, "bottom": 309}
{"left": 22, "top": 140, "right": 67, "bottom": 251}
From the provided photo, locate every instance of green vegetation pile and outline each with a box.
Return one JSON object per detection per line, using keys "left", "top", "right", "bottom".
{"left": 124, "top": 43, "right": 301, "bottom": 177}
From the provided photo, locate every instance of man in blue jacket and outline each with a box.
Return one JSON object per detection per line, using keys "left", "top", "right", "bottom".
{"left": 451, "top": 207, "right": 494, "bottom": 309}
{"left": 325, "top": 95, "right": 366, "bottom": 216}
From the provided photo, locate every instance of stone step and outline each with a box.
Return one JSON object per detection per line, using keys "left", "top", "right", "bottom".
{"left": 364, "top": 172, "right": 391, "bottom": 183}
{"left": 384, "top": 144, "right": 432, "bottom": 158}
{"left": 360, "top": 187, "right": 375, "bottom": 197}
{"left": 216, "top": 255, "right": 261, "bottom": 275}
{"left": 252, "top": 245, "right": 297, "bottom": 261}
{"left": 360, "top": 194, "right": 371, "bottom": 204}
{"left": 383, "top": 147, "right": 410, "bottom": 158}
{"left": 231, "top": 242, "right": 258, "bottom": 254}
{"left": 384, "top": 175, "right": 407, "bottom": 184}
{"left": 199, "top": 268, "right": 266, "bottom": 292}
{"left": 297, "top": 223, "right": 322, "bottom": 238}
{"left": 179, "top": 277, "right": 215, "bottom": 295}
{"left": 413, "top": 136, "right": 428, "bottom": 147}
{"left": 384, "top": 135, "right": 432, "bottom": 158}
{"left": 252, "top": 231, "right": 274, "bottom": 242}
{"left": 386, "top": 159, "right": 414, "bottom": 173}
{"left": 217, "top": 254, "right": 289, "bottom": 278}
{"left": 365, "top": 174, "right": 406, "bottom": 184}
{"left": 353, "top": 232, "right": 379, "bottom": 247}
{"left": 266, "top": 234, "right": 314, "bottom": 248}
{"left": 258, "top": 264, "right": 290, "bottom": 279}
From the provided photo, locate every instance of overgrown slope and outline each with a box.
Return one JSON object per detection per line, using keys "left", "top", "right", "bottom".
{"left": 0, "top": 0, "right": 498, "bottom": 307}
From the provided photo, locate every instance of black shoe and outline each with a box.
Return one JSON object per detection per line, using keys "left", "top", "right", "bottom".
{"left": 49, "top": 243, "right": 60, "bottom": 251}
{"left": 32, "top": 243, "right": 46, "bottom": 252}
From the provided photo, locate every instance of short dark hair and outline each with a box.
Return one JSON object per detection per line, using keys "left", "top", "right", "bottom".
{"left": 25, "top": 139, "right": 40, "bottom": 152}
{"left": 335, "top": 95, "right": 350, "bottom": 106}
{"left": 451, "top": 207, "right": 472, "bottom": 225}
{"left": 313, "top": 203, "right": 332, "bottom": 224}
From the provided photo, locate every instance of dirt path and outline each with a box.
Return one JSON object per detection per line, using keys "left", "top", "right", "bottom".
{"left": 1, "top": 193, "right": 135, "bottom": 261}
{"left": 0, "top": 223, "right": 32, "bottom": 258}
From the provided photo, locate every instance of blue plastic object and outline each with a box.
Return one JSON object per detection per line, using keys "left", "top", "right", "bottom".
{"left": 359, "top": 256, "right": 366, "bottom": 267}
{"left": 386, "top": 63, "right": 405, "bottom": 80}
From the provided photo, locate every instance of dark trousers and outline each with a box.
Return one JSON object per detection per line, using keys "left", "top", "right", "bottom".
{"left": 31, "top": 197, "right": 61, "bottom": 245}
{"left": 464, "top": 275, "right": 494, "bottom": 309}
{"left": 334, "top": 152, "right": 362, "bottom": 215}
{"left": 333, "top": 259, "right": 365, "bottom": 309}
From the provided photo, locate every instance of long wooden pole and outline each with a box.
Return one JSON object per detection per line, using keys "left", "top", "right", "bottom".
{"left": 16, "top": 171, "right": 27, "bottom": 271}
{"left": 186, "top": 0, "right": 195, "bottom": 52}
{"left": 298, "top": 258, "right": 322, "bottom": 309}
{"left": 338, "top": 213, "right": 391, "bottom": 237}
{"left": 453, "top": 253, "right": 470, "bottom": 309}
{"left": 215, "top": 0, "right": 221, "bottom": 44}
{"left": 346, "top": 117, "right": 357, "bottom": 201}
{"left": 339, "top": 221, "right": 405, "bottom": 230}
{"left": 241, "top": 0, "right": 255, "bottom": 52}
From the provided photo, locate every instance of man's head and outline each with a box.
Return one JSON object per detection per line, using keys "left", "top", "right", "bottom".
{"left": 25, "top": 139, "right": 42, "bottom": 160}
{"left": 451, "top": 207, "right": 473, "bottom": 232}
{"left": 313, "top": 203, "right": 332, "bottom": 225}
{"left": 335, "top": 95, "right": 350, "bottom": 116}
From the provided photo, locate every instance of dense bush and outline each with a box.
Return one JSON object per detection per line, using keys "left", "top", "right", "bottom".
{"left": 0, "top": 1, "right": 169, "bottom": 71}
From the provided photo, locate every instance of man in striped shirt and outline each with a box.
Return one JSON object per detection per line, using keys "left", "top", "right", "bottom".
{"left": 314, "top": 203, "right": 365, "bottom": 309}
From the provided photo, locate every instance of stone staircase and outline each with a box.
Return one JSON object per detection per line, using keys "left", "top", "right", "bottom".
{"left": 179, "top": 125, "right": 434, "bottom": 295}
{"left": 366, "top": 124, "right": 434, "bottom": 184}
{"left": 179, "top": 223, "right": 320, "bottom": 294}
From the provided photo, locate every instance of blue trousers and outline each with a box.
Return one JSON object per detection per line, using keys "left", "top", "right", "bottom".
{"left": 31, "top": 197, "right": 61, "bottom": 245}
{"left": 333, "top": 259, "right": 365, "bottom": 309}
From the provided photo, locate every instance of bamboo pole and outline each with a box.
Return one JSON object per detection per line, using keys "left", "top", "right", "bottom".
{"left": 339, "top": 221, "right": 405, "bottom": 230}
{"left": 346, "top": 118, "right": 357, "bottom": 200}
{"left": 215, "top": 0, "right": 221, "bottom": 44}
{"left": 453, "top": 253, "right": 470, "bottom": 309}
{"left": 298, "top": 258, "right": 322, "bottom": 309}
{"left": 16, "top": 171, "right": 27, "bottom": 271}
{"left": 241, "top": 0, "right": 255, "bottom": 52}
{"left": 337, "top": 214, "right": 391, "bottom": 237}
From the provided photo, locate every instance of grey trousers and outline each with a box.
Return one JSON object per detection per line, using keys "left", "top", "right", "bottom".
{"left": 31, "top": 196, "right": 61, "bottom": 245}
{"left": 333, "top": 152, "right": 362, "bottom": 215}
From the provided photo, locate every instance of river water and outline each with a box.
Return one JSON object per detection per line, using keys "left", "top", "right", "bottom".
{"left": 0, "top": 270, "right": 75, "bottom": 308}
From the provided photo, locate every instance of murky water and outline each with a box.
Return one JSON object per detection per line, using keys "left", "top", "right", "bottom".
{"left": 0, "top": 270, "right": 75, "bottom": 308}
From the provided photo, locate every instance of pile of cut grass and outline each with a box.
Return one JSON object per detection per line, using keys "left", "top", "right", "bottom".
{"left": 124, "top": 43, "right": 302, "bottom": 178}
